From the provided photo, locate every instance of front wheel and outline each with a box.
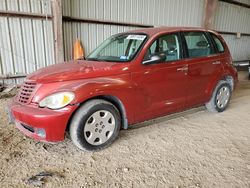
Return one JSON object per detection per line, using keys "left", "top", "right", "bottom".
{"left": 205, "top": 80, "right": 232, "bottom": 113}
{"left": 70, "top": 99, "right": 121, "bottom": 151}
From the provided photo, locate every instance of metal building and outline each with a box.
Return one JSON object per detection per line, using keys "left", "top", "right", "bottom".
{"left": 0, "top": 0, "right": 55, "bottom": 83}
{"left": 0, "top": 0, "right": 250, "bottom": 83}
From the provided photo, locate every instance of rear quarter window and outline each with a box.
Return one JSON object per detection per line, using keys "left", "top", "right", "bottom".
{"left": 211, "top": 33, "right": 225, "bottom": 53}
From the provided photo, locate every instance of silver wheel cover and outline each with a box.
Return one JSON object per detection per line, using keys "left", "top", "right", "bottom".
{"left": 84, "top": 110, "right": 115, "bottom": 146}
{"left": 216, "top": 86, "right": 230, "bottom": 109}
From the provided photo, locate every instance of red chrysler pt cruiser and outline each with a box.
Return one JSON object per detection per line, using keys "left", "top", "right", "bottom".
{"left": 8, "top": 27, "right": 238, "bottom": 151}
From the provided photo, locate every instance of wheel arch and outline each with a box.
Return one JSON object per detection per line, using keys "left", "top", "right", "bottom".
{"left": 206, "top": 74, "right": 235, "bottom": 101}
{"left": 66, "top": 95, "right": 128, "bottom": 132}
{"left": 223, "top": 75, "right": 234, "bottom": 91}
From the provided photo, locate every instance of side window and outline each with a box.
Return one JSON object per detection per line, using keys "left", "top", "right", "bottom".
{"left": 184, "top": 32, "right": 213, "bottom": 58}
{"left": 144, "top": 33, "right": 181, "bottom": 62}
{"left": 211, "top": 33, "right": 225, "bottom": 53}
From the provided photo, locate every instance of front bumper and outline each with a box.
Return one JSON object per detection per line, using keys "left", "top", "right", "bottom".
{"left": 8, "top": 99, "right": 78, "bottom": 142}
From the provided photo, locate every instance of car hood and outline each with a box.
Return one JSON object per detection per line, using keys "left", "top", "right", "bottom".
{"left": 27, "top": 60, "right": 126, "bottom": 83}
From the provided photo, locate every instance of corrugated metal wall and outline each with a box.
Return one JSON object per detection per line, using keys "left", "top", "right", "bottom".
{"left": 62, "top": 0, "right": 250, "bottom": 61}
{"left": 62, "top": 0, "right": 205, "bottom": 60}
{"left": 222, "top": 35, "right": 250, "bottom": 60}
{"left": 63, "top": 0, "right": 204, "bottom": 26}
{"left": 214, "top": 1, "right": 250, "bottom": 33}
{"left": 214, "top": 1, "right": 250, "bottom": 60}
{"left": 63, "top": 22, "right": 139, "bottom": 61}
{"left": 1, "top": 0, "right": 250, "bottom": 84}
{"left": 0, "top": 0, "right": 55, "bottom": 84}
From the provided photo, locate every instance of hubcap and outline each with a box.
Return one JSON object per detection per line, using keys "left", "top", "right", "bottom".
{"left": 216, "top": 86, "right": 230, "bottom": 109}
{"left": 84, "top": 110, "right": 115, "bottom": 146}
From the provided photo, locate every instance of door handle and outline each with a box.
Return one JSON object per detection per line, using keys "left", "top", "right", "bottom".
{"left": 212, "top": 61, "right": 221, "bottom": 65}
{"left": 177, "top": 66, "right": 188, "bottom": 72}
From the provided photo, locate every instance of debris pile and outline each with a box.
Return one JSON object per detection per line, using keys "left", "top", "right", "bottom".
{"left": 0, "top": 84, "right": 18, "bottom": 99}
{"left": 26, "top": 171, "right": 64, "bottom": 187}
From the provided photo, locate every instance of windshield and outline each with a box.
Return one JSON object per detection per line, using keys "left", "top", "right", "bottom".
{"left": 86, "top": 33, "right": 147, "bottom": 62}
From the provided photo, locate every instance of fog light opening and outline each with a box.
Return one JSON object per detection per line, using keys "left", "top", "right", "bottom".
{"left": 36, "top": 128, "right": 46, "bottom": 138}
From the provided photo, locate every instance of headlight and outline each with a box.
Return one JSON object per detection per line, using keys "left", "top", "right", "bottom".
{"left": 39, "top": 92, "right": 75, "bottom": 109}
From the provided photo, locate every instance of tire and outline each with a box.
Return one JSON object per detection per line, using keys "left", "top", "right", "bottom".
{"left": 70, "top": 99, "right": 121, "bottom": 151}
{"left": 205, "top": 80, "right": 232, "bottom": 113}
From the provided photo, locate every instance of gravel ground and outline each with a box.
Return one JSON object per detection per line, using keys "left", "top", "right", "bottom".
{"left": 0, "top": 71, "right": 249, "bottom": 188}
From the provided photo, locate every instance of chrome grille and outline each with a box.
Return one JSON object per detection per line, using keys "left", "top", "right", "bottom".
{"left": 17, "top": 81, "right": 37, "bottom": 104}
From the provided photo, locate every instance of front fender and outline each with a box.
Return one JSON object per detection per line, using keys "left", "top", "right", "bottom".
{"left": 72, "top": 74, "right": 138, "bottom": 124}
{"left": 31, "top": 74, "right": 140, "bottom": 124}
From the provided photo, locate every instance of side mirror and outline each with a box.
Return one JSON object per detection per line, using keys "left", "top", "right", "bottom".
{"left": 142, "top": 53, "right": 166, "bottom": 65}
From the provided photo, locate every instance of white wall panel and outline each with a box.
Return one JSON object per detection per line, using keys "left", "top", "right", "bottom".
{"left": 62, "top": 0, "right": 205, "bottom": 27}
{"left": 0, "top": 0, "right": 54, "bottom": 83}
{"left": 222, "top": 34, "right": 250, "bottom": 60}
{"left": 214, "top": 1, "right": 250, "bottom": 34}
{"left": 63, "top": 22, "right": 138, "bottom": 61}
{"left": 214, "top": 1, "right": 250, "bottom": 60}
{"left": 0, "top": 17, "right": 55, "bottom": 81}
{"left": 62, "top": 0, "right": 206, "bottom": 60}
{"left": 0, "top": 0, "right": 52, "bottom": 14}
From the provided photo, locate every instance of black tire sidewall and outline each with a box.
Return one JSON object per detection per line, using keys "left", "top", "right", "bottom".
{"left": 71, "top": 101, "right": 121, "bottom": 151}
{"left": 214, "top": 83, "right": 231, "bottom": 112}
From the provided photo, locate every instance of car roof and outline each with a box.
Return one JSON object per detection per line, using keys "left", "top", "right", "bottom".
{"left": 125, "top": 27, "right": 217, "bottom": 37}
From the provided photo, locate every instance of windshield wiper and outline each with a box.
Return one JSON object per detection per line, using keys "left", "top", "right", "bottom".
{"left": 86, "top": 57, "right": 113, "bottom": 62}
{"left": 86, "top": 58, "right": 102, "bottom": 61}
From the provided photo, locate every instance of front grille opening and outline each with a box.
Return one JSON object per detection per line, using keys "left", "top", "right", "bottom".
{"left": 21, "top": 123, "right": 34, "bottom": 133}
{"left": 17, "top": 81, "right": 37, "bottom": 104}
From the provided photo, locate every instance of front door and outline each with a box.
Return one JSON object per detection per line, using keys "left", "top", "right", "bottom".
{"left": 132, "top": 33, "right": 188, "bottom": 122}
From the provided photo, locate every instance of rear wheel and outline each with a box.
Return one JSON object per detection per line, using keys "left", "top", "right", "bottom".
{"left": 70, "top": 99, "right": 121, "bottom": 151}
{"left": 205, "top": 81, "right": 232, "bottom": 113}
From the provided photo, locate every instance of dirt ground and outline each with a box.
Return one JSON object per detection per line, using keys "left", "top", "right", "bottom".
{"left": 0, "top": 71, "right": 250, "bottom": 188}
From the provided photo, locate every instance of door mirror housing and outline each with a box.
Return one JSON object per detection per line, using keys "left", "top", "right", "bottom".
{"left": 142, "top": 53, "right": 166, "bottom": 65}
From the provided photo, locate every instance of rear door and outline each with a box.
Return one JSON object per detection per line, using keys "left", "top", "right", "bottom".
{"left": 182, "top": 31, "right": 224, "bottom": 107}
